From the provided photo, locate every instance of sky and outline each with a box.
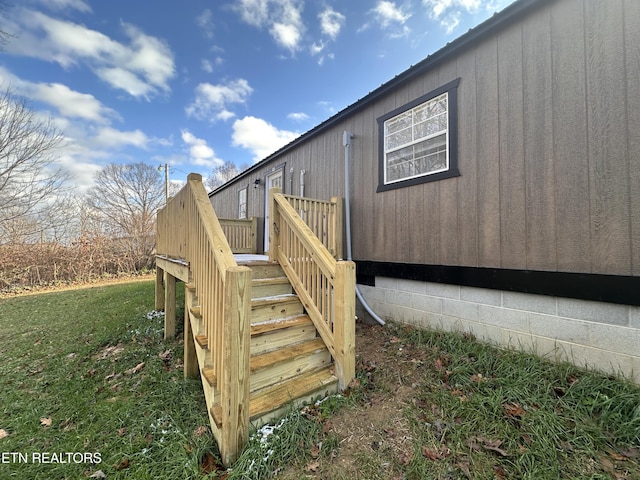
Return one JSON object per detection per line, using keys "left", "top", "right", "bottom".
{"left": 0, "top": 0, "right": 515, "bottom": 194}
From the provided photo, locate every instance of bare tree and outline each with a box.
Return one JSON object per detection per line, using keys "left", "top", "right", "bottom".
{"left": 0, "top": 1, "right": 15, "bottom": 51}
{"left": 87, "top": 162, "right": 165, "bottom": 270}
{"left": 206, "top": 160, "right": 246, "bottom": 191}
{"left": 0, "top": 87, "right": 70, "bottom": 243}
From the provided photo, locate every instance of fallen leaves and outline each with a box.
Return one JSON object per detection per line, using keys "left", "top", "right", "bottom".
{"left": 422, "top": 445, "right": 451, "bottom": 461}
{"left": 200, "top": 452, "right": 222, "bottom": 475}
{"left": 0, "top": 428, "right": 8, "bottom": 439}
{"left": 467, "top": 436, "right": 509, "bottom": 457}
{"left": 113, "top": 458, "right": 130, "bottom": 471}
{"left": 124, "top": 362, "right": 145, "bottom": 375}
{"left": 503, "top": 401, "right": 526, "bottom": 420}
{"left": 40, "top": 417, "right": 52, "bottom": 428}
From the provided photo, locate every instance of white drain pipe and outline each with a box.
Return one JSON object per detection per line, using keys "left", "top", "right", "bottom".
{"left": 343, "top": 131, "right": 385, "bottom": 326}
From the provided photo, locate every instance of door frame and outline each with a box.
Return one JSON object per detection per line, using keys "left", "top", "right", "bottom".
{"left": 263, "top": 164, "right": 285, "bottom": 252}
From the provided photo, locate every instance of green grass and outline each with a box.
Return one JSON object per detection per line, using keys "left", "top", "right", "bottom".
{"left": 0, "top": 281, "right": 221, "bottom": 479}
{"left": 2, "top": 283, "right": 639, "bottom": 479}
{"left": 392, "top": 324, "right": 640, "bottom": 480}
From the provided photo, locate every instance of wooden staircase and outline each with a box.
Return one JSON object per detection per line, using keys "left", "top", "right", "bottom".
{"left": 186, "top": 259, "right": 339, "bottom": 430}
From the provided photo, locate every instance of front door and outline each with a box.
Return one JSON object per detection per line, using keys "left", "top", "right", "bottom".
{"left": 264, "top": 168, "right": 283, "bottom": 252}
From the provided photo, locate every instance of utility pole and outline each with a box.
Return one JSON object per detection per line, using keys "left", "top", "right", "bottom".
{"left": 158, "top": 163, "right": 169, "bottom": 203}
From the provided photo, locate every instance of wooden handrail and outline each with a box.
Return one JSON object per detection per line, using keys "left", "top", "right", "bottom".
{"left": 268, "top": 188, "right": 355, "bottom": 389}
{"left": 281, "top": 194, "right": 343, "bottom": 259}
{"left": 156, "top": 173, "right": 250, "bottom": 465}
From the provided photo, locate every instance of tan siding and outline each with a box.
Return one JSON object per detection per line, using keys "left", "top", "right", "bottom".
{"left": 497, "top": 22, "right": 526, "bottom": 270}
{"left": 523, "top": 7, "right": 557, "bottom": 271}
{"left": 626, "top": 0, "right": 640, "bottom": 276}
{"left": 585, "top": 0, "right": 630, "bottom": 275}
{"left": 475, "top": 39, "right": 501, "bottom": 268}
{"left": 438, "top": 61, "right": 460, "bottom": 266}
{"left": 456, "top": 50, "right": 479, "bottom": 267}
{"left": 551, "top": 0, "right": 591, "bottom": 273}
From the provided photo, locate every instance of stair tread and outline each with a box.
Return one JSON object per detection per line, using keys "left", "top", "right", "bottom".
{"left": 195, "top": 334, "right": 208, "bottom": 348}
{"left": 251, "top": 293, "right": 298, "bottom": 306}
{"left": 252, "top": 276, "right": 289, "bottom": 285}
{"left": 210, "top": 366, "right": 337, "bottom": 427}
{"left": 250, "top": 338, "right": 326, "bottom": 372}
{"left": 250, "top": 314, "right": 312, "bottom": 337}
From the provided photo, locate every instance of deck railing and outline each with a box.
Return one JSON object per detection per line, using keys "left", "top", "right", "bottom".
{"left": 268, "top": 188, "right": 355, "bottom": 389}
{"left": 282, "top": 194, "right": 343, "bottom": 259}
{"left": 219, "top": 217, "right": 258, "bottom": 254}
{"left": 156, "top": 173, "right": 250, "bottom": 466}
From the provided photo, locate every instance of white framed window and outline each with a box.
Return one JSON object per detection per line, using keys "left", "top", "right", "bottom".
{"left": 238, "top": 187, "right": 247, "bottom": 219}
{"left": 377, "top": 78, "right": 460, "bottom": 192}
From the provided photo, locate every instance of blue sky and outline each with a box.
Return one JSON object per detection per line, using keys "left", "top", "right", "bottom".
{"left": 0, "top": 0, "right": 514, "bottom": 192}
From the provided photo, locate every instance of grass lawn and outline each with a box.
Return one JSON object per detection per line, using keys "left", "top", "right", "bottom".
{"left": 0, "top": 280, "right": 220, "bottom": 479}
{"left": 1, "top": 280, "right": 639, "bottom": 479}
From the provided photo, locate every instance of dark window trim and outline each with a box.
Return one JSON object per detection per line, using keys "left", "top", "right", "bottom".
{"left": 355, "top": 260, "right": 640, "bottom": 307}
{"left": 377, "top": 78, "right": 461, "bottom": 192}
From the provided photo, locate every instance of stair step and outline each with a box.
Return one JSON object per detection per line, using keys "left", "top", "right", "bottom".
{"left": 190, "top": 305, "right": 202, "bottom": 317}
{"left": 243, "top": 261, "right": 285, "bottom": 279}
{"left": 250, "top": 338, "right": 331, "bottom": 392}
{"left": 251, "top": 294, "right": 303, "bottom": 324}
{"left": 252, "top": 276, "right": 292, "bottom": 298}
{"left": 202, "top": 367, "right": 217, "bottom": 387}
{"left": 251, "top": 338, "right": 326, "bottom": 372}
{"left": 210, "top": 366, "right": 338, "bottom": 429}
{"left": 201, "top": 338, "right": 329, "bottom": 390}
{"left": 185, "top": 283, "right": 196, "bottom": 291}
{"left": 251, "top": 315, "right": 316, "bottom": 356}
{"left": 195, "top": 334, "right": 208, "bottom": 349}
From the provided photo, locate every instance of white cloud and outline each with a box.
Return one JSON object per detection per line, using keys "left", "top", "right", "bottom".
{"left": 181, "top": 130, "right": 224, "bottom": 168}
{"left": 5, "top": 8, "right": 175, "bottom": 99}
{"left": 201, "top": 59, "right": 214, "bottom": 73}
{"left": 423, "top": 0, "right": 511, "bottom": 33}
{"left": 232, "top": 116, "right": 299, "bottom": 162}
{"left": 234, "top": 0, "right": 305, "bottom": 53}
{"left": 37, "top": 0, "right": 92, "bottom": 13}
{"left": 0, "top": 66, "right": 118, "bottom": 124}
{"left": 196, "top": 9, "right": 215, "bottom": 38}
{"left": 32, "top": 83, "right": 119, "bottom": 124}
{"left": 91, "top": 127, "right": 149, "bottom": 149}
{"left": 270, "top": 22, "right": 301, "bottom": 51}
{"left": 287, "top": 112, "right": 309, "bottom": 122}
{"left": 319, "top": 7, "right": 345, "bottom": 40}
{"left": 186, "top": 78, "right": 253, "bottom": 122}
{"left": 372, "top": 1, "right": 411, "bottom": 28}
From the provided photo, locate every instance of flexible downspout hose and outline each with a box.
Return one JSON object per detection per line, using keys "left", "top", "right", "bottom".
{"left": 343, "top": 131, "right": 386, "bottom": 326}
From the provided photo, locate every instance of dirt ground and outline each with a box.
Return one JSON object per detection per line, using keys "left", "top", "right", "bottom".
{"left": 279, "top": 321, "right": 433, "bottom": 480}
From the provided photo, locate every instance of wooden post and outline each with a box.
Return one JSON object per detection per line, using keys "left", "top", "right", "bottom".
{"left": 220, "top": 266, "right": 252, "bottom": 466}
{"left": 249, "top": 216, "right": 258, "bottom": 254}
{"left": 333, "top": 260, "right": 356, "bottom": 389}
{"left": 155, "top": 266, "right": 165, "bottom": 311}
{"left": 268, "top": 188, "right": 282, "bottom": 262}
{"left": 331, "top": 196, "right": 344, "bottom": 259}
{"left": 183, "top": 285, "right": 198, "bottom": 379}
{"left": 164, "top": 273, "right": 176, "bottom": 340}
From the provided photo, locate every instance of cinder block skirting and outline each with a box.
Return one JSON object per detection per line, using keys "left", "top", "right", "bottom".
{"left": 358, "top": 278, "right": 640, "bottom": 384}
